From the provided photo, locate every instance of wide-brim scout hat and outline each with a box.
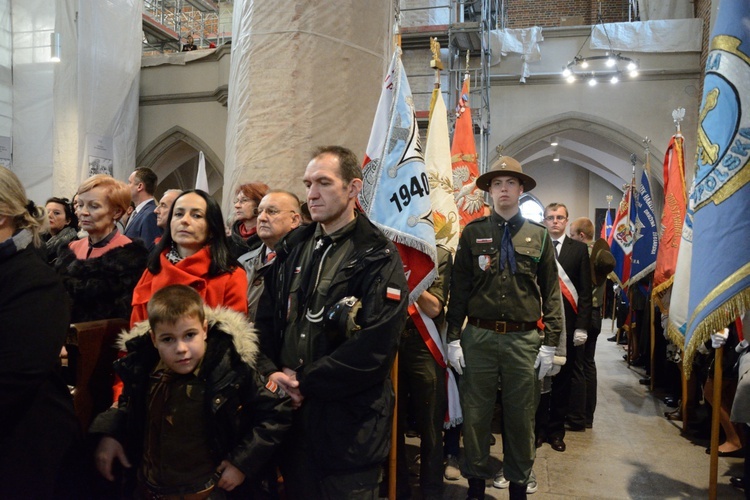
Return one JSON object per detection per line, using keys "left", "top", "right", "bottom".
{"left": 476, "top": 156, "right": 537, "bottom": 192}
{"left": 591, "top": 238, "right": 616, "bottom": 285}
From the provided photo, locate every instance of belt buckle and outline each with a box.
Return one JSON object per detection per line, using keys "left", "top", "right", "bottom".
{"left": 495, "top": 321, "right": 507, "bottom": 334}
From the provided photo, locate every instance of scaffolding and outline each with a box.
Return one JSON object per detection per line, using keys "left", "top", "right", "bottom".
{"left": 142, "top": 0, "right": 233, "bottom": 54}
{"left": 400, "top": 0, "right": 498, "bottom": 174}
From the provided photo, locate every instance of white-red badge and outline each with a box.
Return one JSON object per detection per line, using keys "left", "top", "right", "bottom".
{"left": 478, "top": 254, "right": 492, "bottom": 271}
{"left": 265, "top": 379, "right": 278, "bottom": 394}
{"left": 476, "top": 238, "right": 493, "bottom": 244}
{"left": 386, "top": 286, "right": 401, "bottom": 301}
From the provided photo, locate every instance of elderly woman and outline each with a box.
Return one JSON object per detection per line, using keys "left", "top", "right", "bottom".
{"left": 42, "top": 196, "right": 78, "bottom": 263}
{"left": 56, "top": 174, "right": 149, "bottom": 323}
{"left": 228, "top": 181, "right": 268, "bottom": 258}
{"left": 0, "top": 168, "right": 80, "bottom": 498}
{"left": 130, "top": 189, "right": 248, "bottom": 325}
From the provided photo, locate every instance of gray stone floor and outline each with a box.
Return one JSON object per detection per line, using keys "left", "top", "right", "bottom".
{"left": 397, "top": 319, "right": 745, "bottom": 499}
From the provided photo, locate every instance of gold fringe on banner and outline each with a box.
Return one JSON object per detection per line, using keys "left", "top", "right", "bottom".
{"left": 683, "top": 289, "right": 750, "bottom": 380}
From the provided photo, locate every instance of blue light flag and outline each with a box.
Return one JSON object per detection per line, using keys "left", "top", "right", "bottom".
{"left": 361, "top": 47, "right": 437, "bottom": 304}
{"left": 681, "top": 1, "right": 750, "bottom": 376}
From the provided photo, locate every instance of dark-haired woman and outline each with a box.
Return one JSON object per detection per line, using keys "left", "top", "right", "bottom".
{"left": 42, "top": 197, "right": 78, "bottom": 264}
{"left": 130, "top": 189, "right": 248, "bottom": 325}
{"left": 228, "top": 181, "right": 268, "bottom": 258}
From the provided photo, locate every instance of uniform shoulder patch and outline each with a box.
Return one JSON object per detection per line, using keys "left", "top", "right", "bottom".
{"left": 386, "top": 286, "right": 402, "bottom": 301}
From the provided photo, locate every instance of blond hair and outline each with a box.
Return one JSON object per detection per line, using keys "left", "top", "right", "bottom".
{"left": 0, "top": 167, "right": 46, "bottom": 246}
{"left": 77, "top": 174, "right": 131, "bottom": 219}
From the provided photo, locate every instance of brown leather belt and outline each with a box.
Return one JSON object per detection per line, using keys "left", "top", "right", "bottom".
{"left": 468, "top": 317, "right": 538, "bottom": 334}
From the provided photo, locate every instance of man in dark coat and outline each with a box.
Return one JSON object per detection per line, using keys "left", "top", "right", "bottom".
{"left": 255, "top": 146, "right": 408, "bottom": 499}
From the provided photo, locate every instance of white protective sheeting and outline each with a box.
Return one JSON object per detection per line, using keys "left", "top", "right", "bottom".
{"left": 223, "top": 0, "right": 391, "bottom": 207}
{"left": 16, "top": 0, "right": 140, "bottom": 201}
{"left": 591, "top": 19, "right": 703, "bottom": 53}
{"left": 0, "top": 0, "right": 11, "bottom": 139}
{"left": 75, "top": 0, "right": 141, "bottom": 185}
{"left": 11, "top": 0, "right": 55, "bottom": 202}
{"left": 637, "top": 0, "right": 694, "bottom": 21}
{"left": 489, "top": 27, "right": 544, "bottom": 82}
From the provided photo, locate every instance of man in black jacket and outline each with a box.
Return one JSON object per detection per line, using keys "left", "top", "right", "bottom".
{"left": 535, "top": 203, "right": 592, "bottom": 452}
{"left": 255, "top": 145, "right": 408, "bottom": 499}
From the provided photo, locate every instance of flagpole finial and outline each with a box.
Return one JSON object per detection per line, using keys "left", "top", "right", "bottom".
{"left": 606, "top": 194, "right": 613, "bottom": 208}
{"left": 430, "top": 38, "right": 443, "bottom": 70}
{"left": 642, "top": 136, "right": 651, "bottom": 155}
{"left": 672, "top": 107, "right": 685, "bottom": 136}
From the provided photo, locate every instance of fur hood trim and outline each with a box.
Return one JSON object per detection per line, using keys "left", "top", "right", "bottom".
{"left": 117, "top": 306, "right": 259, "bottom": 367}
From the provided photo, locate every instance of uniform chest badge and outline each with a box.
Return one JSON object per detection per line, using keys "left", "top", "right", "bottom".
{"left": 478, "top": 254, "right": 492, "bottom": 271}
{"left": 476, "top": 238, "right": 493, "bottom": 244}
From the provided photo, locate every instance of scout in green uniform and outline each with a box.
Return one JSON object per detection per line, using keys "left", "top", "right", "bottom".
{"left": 445, "top": 156, "right": 562, "bottom": 500}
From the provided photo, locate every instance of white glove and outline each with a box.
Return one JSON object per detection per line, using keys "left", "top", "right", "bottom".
{"left": 548, "top": 355, "right": 567, "bottom": 377}
{"left": 535, "top": 345, "right": 556, "bottom": 380}
{"left": 573, "top": 329, "right": 588, "bottom": 346}
{"left": 711, "top": 328, "right": 729, "bottom": 349}
{"left": 447, "top": 340, "right": 465, "bottom": 375}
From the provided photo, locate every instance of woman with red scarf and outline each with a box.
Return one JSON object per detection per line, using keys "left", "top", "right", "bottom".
{"left": 228, "top": 181, "right": 268, "bottom": 259}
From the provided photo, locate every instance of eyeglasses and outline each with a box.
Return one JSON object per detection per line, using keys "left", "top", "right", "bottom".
{"left": 253, "top": 207, "right": 296, "bottom": 217}
{"left": 544, "top": 215, "right": 567, "bottom": 221}
{"left": 234, "top": 197, "right": 254, "bottom": 205}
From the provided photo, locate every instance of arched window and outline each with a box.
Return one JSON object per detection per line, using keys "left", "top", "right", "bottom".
{"left": 519, "top": 193, "right": 544, "bottom": 223}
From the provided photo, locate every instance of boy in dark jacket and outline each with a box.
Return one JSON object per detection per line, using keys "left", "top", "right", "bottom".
{"left": 91, "top": 284, "right": 291, "bottom": 498}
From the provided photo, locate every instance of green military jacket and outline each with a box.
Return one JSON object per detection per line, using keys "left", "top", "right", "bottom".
{"left": 445, "top": 210, "right": 563, "bottom": 347}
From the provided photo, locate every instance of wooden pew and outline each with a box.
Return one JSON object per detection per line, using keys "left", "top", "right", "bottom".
{"left": 66, "top": 319, "right": 128, "bottom": 432}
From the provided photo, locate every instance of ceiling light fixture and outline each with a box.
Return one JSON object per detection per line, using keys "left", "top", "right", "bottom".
{"left": 560, "top": 12, "right": 638, "bottom": 86}
{"left": 552, "top": 154, "right": 560, "bottom": 162}
{"left": 550, "top": 136, "right": 559, "bottom": 146}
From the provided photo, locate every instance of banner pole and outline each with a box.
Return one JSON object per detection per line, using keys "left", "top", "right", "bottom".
{"left": 708, "top": 346, "right": 723, "bottom": 500}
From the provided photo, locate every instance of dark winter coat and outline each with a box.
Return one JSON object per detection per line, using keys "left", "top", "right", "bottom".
{"left": 228, "top": 220, "right": 263, "bottom": 260}
{"left": 255, "top": 215, "right": 408, "bottom": 475}
{"left": 55, "top": 241, "right": 149, "bottom": 322}
{"left": 89, "top": 307, "right": 292, "bottom": 484}
{"left": 0, "top": 232, "right": 79, "bottom": 498}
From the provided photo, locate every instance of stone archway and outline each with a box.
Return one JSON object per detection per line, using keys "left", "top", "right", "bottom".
{"left": 136, "top": 126, "right": 224, "bottom": 200}
{"left": 492, "top": 111, "right": 665, "bottom": 188}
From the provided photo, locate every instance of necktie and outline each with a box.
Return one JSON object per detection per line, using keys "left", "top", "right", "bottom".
{"left": 499, "top": 224, "right": 517, "bottom": 274}
{"left": 553, "top": 240, "right": 560, "bottom": 258}
{"left": 266, "top": 251, "right": 276, "bottom": 264}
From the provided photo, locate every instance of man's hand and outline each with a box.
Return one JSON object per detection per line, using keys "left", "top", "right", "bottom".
{"left": 270, "top": 368, "right": 304, "bottom": 409}
{"left": 573, "top": 329, "right": 588, "bottom": 346}
{"left": 216, "top": 460, "right": 246, "bottom": 491}
{"left": 94, "top": 436, "right": 131, "bottom": 481}
{"left": 446, "top": 340, "right": 465, "bottom": 375}
{"left": 535, "top": 345, "right": 556, "bottom": 380}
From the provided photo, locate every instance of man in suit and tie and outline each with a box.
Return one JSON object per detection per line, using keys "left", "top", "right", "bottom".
{"left": 124, "top": 167, "right": 161, "bottom": 250}
{"left": 535, "top": 202, "right": 592, "bottom": 452}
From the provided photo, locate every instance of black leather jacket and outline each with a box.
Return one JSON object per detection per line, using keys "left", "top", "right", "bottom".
{"left": 255, "top": 214, "right": 408, "bottom": 474}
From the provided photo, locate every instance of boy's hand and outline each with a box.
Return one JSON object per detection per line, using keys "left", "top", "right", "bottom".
{"left": 94, "top": 436, "right": 131, "bottom": 481}
{"left": 216, "top": 460, "right": 245, "bottom": 491}
{"left": 270, "top": 368, "right": 304, "bottom": 409}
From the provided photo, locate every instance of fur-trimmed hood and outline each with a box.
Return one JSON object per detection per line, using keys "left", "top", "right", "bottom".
{"left": 117, "top": 306, "right": 259, "bottom": 369}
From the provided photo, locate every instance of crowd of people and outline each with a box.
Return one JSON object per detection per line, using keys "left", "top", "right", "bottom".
{"left": 5, "top": 147, "right": 740, "bottom": 500}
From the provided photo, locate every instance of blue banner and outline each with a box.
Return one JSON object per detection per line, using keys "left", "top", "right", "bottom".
{"left": 683, "top": 1, "right": 750, "bottom": 372}
{"left": 628, "top": 170, "right": 658, "bottom": 285}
